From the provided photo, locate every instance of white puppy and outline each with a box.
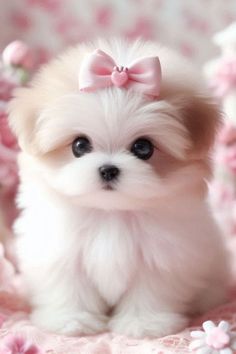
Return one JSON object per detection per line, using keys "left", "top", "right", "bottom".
{"left": 9, "top": 39, "right": 229, "bottom": 338}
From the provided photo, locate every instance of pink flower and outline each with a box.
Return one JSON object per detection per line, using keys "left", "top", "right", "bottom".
{"left": 190, "top": 320, "right": 236, "bottom": 353}
{"left": 218, "top": 124, "right": 236, "bottom": 172}
{"left": 216, "top": 123, "right": 236, "bottom": 174}
{"left": 0, "top": 335, "right": 43, "bottom": 354}
{"left": 206, "top": 327, "right": 230, "bottom": 349}
{"left": 211, "top": 57, "right": 236, "bottom": 97}
{"left": 0, "top": 111, "right": 17, "bottom": 149}
{"left": 0, "top": 243, "right": 15, "bottom": 288}
{"left": 182, "top": 8, "right": 209, "bottom": 33}
{"left": 26, "top": 0, "right": 61, "bottom": 12}
{"left": 223, "top": 146, "right": 236, "bottom": 173}
{"left": 10, "top": 12, "right": 32, "bottom": 32}
{"left": 0, "top": 78, "right": 16, "bottom": 101}
{"left": 35, "top": 47, "right": 51, "bottom": 66}
{"left": 0, "top": 110, "right": 18, "bottom": 188}
{"left": 218, "top": 123, "right": 236, "bottom": 145}
{"left": 95, "top": 6, "right": 112, "bottom": 28}
{"left": 0, "top": 314, "right": 6, "bottom": 328}
{"left": 180, "top": 42, "right": 195, "bottom": 58}
{"left": 55, "top": 16, "right": 87, "bottom": 42}
{"left": 125, "top": 17, "right": 154, "bottom": 40}
{"left": 2, "top": 41, "right": 35, "bottom": 70}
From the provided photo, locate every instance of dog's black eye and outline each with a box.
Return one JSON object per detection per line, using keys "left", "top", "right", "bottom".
{"left": 72, "top": 137, "right": 92, "bottom": 157}
{"left": 131, "top": 138, "right": 154, "bottom": 160}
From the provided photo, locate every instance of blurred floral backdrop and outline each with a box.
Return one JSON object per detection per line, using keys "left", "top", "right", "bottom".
{"left": 0, "top": 0, "right": 235, "bottom": 67}
{"left": 0, "top": 3, "right": 236, "bottom": 354}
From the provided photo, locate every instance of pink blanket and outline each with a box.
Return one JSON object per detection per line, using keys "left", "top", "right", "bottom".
{"left": 0, "top": 244, "right": 235, "bottom": 354}
{"left": 1, "top": 298, "right": 236, "bottom": 353}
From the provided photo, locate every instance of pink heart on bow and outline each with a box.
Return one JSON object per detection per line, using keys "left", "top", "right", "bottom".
{"left": 111, "top": 69, "right": 128, "bottom": 87}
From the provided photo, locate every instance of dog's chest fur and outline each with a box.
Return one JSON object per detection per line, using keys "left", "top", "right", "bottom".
{"left": 81, "top": 212, "right": 140, "bottom": 305}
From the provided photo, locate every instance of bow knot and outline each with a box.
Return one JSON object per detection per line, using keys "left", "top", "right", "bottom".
{"left": 111, "top": 66, "right": 129, "bottom": 87}
{"left": 79, "top": 49, "right": 161, "bottom": 97}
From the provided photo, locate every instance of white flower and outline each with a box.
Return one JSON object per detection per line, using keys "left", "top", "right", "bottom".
{"left": 189, "top": 320, "right": 236, "bottom": 354}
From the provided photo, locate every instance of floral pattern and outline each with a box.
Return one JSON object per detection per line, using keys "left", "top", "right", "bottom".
{"left": 0, "top": 2, "right": 236, "bottom": 353}
{"left": 0, "top": 335, "right": 43, "bottom": 354}
{"left": 0, "top": 40, "right": 35, "bottom": 227}
{"left": 204, "top": 23, "right": 236, "bottom": 239}
{"left": 190, "top": 320, "right": 236, "bottom": 353}
{"left": 0, "top": 0, "right": 236, "bottom": 66}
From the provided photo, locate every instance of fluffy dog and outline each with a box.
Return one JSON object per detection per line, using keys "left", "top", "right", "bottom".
{"left": 9, "top": 39, "right": 229, "bottom": 338}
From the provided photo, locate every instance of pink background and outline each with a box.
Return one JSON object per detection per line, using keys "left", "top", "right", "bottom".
{"left": 0, "top": 0, "right": 236, "bottom": 67}
{"left": 1, "top": 2, "right": 236, "bottom": 353}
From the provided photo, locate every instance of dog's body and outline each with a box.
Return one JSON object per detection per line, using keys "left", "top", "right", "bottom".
{"left": 10, "top": 39, "right": 229, "bottom": 337}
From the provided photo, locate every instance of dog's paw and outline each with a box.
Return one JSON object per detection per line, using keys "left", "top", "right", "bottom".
{"left": 59, "top": 312, "right": 108, "bottom": 336}
{"left": 109, "top": 312, "right": 188, "bottom": 338}
{"left": 31, "top": 310, "right": 108, "bottom": 336}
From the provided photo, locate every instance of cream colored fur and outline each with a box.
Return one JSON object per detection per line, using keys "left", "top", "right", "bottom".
{"left": 9, "top": 39, "right": 229, "bottom": 338}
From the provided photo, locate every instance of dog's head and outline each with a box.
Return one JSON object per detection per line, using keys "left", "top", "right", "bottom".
{"left": 9, "top": 40, "right": 221, "bottom": 210}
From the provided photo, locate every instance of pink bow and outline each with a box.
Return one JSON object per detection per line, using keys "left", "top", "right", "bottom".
{"left": 79, "top": 49, "right": 162, "bottom": 97}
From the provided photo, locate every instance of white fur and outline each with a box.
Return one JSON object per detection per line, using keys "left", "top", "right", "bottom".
{"left": 11, "top": 39, "right": 229, "bottom": 338}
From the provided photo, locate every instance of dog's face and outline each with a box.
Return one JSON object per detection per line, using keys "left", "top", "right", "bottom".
{"left": 9, "top": 40, "right": 221, "bottom": 210}
{"left": 27, "top": 90, "right": 192, "bottom": 209}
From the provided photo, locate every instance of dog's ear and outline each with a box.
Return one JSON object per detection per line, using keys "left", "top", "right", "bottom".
{"left": 8, "top": 46, "right": 81, "bottom": 154}
{"left": 8, "top": 87, "right": 41, "bottom": 154}
{"left": 182, "top": 95, "right": 222, "bottom": 158}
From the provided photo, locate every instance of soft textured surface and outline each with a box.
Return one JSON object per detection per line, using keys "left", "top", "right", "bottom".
{"left": 0, "top": 245, "right": 233, "bottom": 354}
{"left": 0, "top": 270, "right": 236, "bottom": 354}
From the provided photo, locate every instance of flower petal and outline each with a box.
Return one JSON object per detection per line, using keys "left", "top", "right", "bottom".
{"left": 219, "top": 321, "right": 230, "bottom": 332}
{"left": 189, "top": 339, "right": 206, "bottom": 350}
{"left": 196, "top": 347, "right": 212, "bottom": 354}
{"left": 220, "top": 348, "right": 233, "bottom": 354}
{"left": 191, "top": 330, "right": 205, "bottom": 338}
{"left": 203, "top": 321, "right": 216, "bottom": 333}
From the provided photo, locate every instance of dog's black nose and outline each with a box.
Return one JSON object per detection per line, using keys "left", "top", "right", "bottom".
{"left": 99, "top": 165, "right": 120, "bottom": 182}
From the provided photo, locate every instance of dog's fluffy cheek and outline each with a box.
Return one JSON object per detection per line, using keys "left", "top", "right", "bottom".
{"left": 114, "top": 156, "right": 161, "bottom": 200}
{"left": 118, "top": 170, "right": 161, "bottom": 199}
{"left": 43, "top": 159, "right": 102, "bottom": 196}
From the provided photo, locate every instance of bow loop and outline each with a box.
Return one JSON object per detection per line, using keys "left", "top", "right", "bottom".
{"left": 128, "top": 56, "right": 161, "bottom": 96}
{"left": 79, "top": 49, "right": 162, "bottom": 97}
